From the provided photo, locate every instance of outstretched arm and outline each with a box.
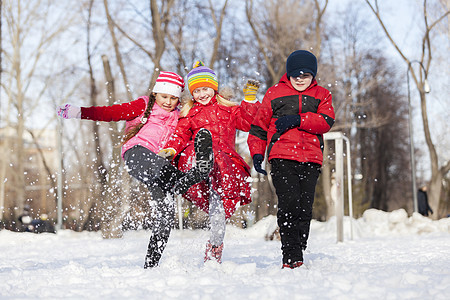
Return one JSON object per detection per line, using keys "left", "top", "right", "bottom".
{"left": 56, "top": 97, "right": 147, "bottom": 122}
{"left": 236, "top": 79, "right": 261, "bottom": 131}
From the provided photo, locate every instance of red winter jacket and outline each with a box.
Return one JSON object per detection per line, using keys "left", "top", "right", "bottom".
{"left": 248, "top": 74, "right": 335, "bottom": 165}
{"left": 165, "top": 95, "right": 260, "bottom": 218}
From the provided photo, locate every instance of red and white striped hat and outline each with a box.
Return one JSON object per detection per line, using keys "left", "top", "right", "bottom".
{"left": 152, "top": 71, "right": 185, "bottom": 98}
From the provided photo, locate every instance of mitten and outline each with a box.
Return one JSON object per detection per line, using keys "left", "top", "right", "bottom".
{"left": 158, "top": 148, "right": 176, "bottom": 161}
{"left": 243, "top": 79, "right": 260, "bottom": 102}
{"left": 275, "top": 115, "right": 301, "bottom": 134}
{"left": 252, "top": 154, "right": 267, "bottom": 176}
{"left": 56, "top": 104, "right": 81, "bottom": 119}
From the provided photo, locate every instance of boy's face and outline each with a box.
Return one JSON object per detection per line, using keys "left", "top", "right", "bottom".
{"left": 289, "top": 73, "right": 313, "bottom": 92}
{"left": 192, "top": 87, "right": 215, "bottom": 105}
{"left": 155, "top": 93, "right": 179, "bottom": 112}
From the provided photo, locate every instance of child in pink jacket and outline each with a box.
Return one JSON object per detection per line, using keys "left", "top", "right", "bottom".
{"left": 56, "top": 71, "right": 213, "bottom": 268}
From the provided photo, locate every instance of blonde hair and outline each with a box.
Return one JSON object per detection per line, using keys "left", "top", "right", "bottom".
{"left": 180, "top": 87, "right": 236, "bottom": 117}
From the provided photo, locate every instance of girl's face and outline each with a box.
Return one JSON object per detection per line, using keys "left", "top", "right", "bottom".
{"left": 192, "top": 87, "right": 215, "bottom": 105}
{"left": 289, "top": 73, "right": 313, "bottom": 92}
{"left": 155, "top": 93, "right": 179, "bottom": 112}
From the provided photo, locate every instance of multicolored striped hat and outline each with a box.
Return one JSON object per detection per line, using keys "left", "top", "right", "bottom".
{"left": 186, "top": 61, "right": 218, "bottom": 95}
{"left": 152, "top": 71, "right": 185, "bottom": 98}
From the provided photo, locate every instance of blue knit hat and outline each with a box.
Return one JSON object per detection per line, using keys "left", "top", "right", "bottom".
{"left": 286, "top": 50, "right": 317, "bottom": 78}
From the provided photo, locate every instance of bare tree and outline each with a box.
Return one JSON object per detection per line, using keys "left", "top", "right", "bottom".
{"left": 1, "top": 0, "right": 76, "bottom": 224}
{"left": 75, "top": 0, "right": 129, "bottom": 238}
{"left": 207, "top": 0, "right": 229, "bottom": 67}
{"left": 98, "top": 54, "right": 127, "bottom": 238}
{"left": 77, "top": 0, "right": 108, "bottom": 232}
{"left": 103, "top": 0, "right": 133, "bottom": 102}
{"left": 105, "top": 0, "right": 175, "bottom": 89}
{"left": 245, "top": 0, "right": 325, "bottom": 86}
{"left": 365, "top": 0, "right": 450, "bottom": 219}
{"left": 162, "top": 0, "right": 229, "bottom": 74}
{"left": 313, "top": 0, "right": 328, "bottom": 61}
{"left": 165, "top": 1, "right": 191, "bottom": 75}
{"left": 318, "top": 2, "right": 414, "bottom": 218}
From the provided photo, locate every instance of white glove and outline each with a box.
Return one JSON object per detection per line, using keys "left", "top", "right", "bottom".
{"left": 56, "top": 104, "right": 81, "bottom": 119}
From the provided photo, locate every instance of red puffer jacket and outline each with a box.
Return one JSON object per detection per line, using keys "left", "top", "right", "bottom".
{"left": 248, "top": 74, "right": 335, "bottom": 165}
{"left": 165, "top": 95, "right": 259, "bottom": 219}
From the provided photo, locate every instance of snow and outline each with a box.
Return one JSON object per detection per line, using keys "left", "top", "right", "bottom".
{"left": 1, "top": 209, "right": 449, "bottom": 299}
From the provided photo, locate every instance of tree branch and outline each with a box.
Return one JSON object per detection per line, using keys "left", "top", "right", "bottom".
{"left": 108, "top": 12, "right": 154, "bottom": 60}
{"left": 103, "top": 0, "right": 133, "bottom": 101}
{"left": 364, "top": 0, "right": 409, "bottom": 63}
{"left": 245, "top": 0, "right": 277, "bottom": 81}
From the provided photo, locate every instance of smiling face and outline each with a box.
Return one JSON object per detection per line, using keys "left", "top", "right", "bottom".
{"left": 289, "top": 73, "right": 313, "bottom": 92}
{"left": 192, "top": 87, "right": 215, "bottom": 105}
{"left": 154, "top": 93, "right": 179, "bottom": 112}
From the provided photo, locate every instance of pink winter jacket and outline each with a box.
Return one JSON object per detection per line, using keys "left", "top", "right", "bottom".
{"left": 80, "top": 96, "right": 179, "bottom": 158}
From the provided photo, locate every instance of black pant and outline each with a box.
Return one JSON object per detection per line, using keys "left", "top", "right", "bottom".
{"left": 271, "top": 159, "right": 321, "bottom": 264}
{"left": 123, "top": 145, "right": 182, "bottom": 268}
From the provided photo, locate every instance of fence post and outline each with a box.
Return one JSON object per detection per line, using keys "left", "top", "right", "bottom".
{"left": 324, "top": 132, "right": 352, "bottom": 243}
{"left": 335, "top": 137, "right": 344, "bottom": 242}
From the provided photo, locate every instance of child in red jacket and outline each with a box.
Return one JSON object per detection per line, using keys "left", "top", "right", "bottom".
{"left": 160, "top": 61, "right": 260, "bottom": 263}
{"left": 248, "top": 50, "right": 335, "bottom": 269}
{"left": 56, "top": 71, "right": 213, "bottom": 268}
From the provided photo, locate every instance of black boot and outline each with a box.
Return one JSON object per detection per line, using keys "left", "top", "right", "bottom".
{"left": 173, "top": 128, "right": 214, "bottom": 195}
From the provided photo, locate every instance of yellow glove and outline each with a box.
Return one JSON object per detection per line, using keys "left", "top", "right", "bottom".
{"left": 158, "top": 148, "right": 176, "bottom": 160}
{"left": 243, "top": 79, "right": 260, "bottom": 102}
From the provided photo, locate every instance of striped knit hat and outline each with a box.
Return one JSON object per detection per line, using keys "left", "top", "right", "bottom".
{"left": 186, "top": 61, "right": 218, "bottom": 95}
{"left": 152, "top": 71, "right": 185, "bottom": 98}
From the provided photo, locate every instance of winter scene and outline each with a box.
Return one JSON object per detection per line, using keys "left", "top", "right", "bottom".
{"left": 1, "top": 211, "right": 449, "bottom": 299}
{"left": 1, "top": 1, "right": 449, "bottom": 300}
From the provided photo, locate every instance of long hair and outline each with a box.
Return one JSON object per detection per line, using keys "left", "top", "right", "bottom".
{"left": 120, "top": 93, "right": 156, "bottom": 146}
{"left": 179, "top": 87, "right": 236, "bottom": 117}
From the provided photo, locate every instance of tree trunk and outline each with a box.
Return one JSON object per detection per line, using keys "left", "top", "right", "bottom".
{"left": 99, "top": 54, "right": 126, "bottom": 239}
{"left": 14, "top": 34, "right": 26, "bottom": 223}
{"left": 85, "top": 0, "right": 108, "bottom": 230}
{"left": 208, "top": 0, "right": 228, "bottom": 67}
{"left": 103, "top": 0, "right": 133, "bottom": 102}
{"left": 420, "top": 90, "right": 447, "bottom": 219}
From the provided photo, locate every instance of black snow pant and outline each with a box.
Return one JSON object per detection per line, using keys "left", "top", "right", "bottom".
{"left": 270, "top": 159, "right": 321, "bottom": 265}
{"left": 123, "top": 145, "right": 184, "bottom": 268}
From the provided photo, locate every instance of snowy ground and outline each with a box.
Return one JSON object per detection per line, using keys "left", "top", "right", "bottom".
{"left": 1, "top": 209, "right": 449, "bottom": 300}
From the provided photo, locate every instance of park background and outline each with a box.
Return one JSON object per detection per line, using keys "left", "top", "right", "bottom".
{"left": 0, "top": 0, "right": 449, "bottom": 238}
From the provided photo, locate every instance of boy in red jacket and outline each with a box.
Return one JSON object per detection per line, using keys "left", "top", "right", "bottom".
{"left": 247, "top": 50, "right": 335, "bottom": 269}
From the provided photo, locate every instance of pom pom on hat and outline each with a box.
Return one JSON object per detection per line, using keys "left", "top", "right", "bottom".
{"left": 286, "top": 50, "right": 317, "bottom": 78}
{"left": 192, "top": 60, "right": 205, "bottom": 68}
{"left": 186, "top": 61, "right": 218, "bottom": 95}
{"left": 152, "top": 71, "right": 185, "bottom": 98}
